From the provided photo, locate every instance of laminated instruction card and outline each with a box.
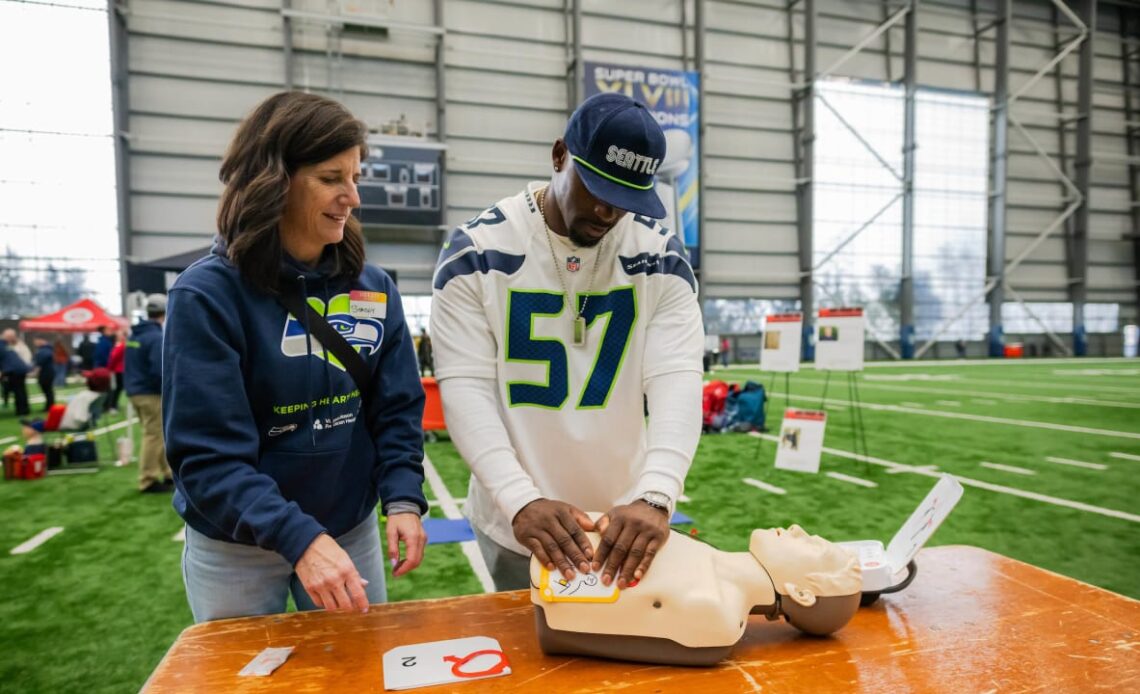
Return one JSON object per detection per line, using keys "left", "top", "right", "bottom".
{"left": 383, "top": 636, "right": 510, "bottom": 690}
{"left": 759, "top": 313, "right": 803, "bottom": 372}
{"left": 774, "top": 408, "right": 827, "bottom": 474}
{"left": 814, "top": 307, "right": 865, "bottom": 372}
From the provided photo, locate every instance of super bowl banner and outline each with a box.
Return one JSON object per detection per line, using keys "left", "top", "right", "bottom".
{"left": 584, "top": 61, "right": 701, "bottom": 267}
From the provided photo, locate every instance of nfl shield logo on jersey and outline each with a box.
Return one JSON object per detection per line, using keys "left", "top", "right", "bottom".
{"left": 566, "top": 256, "right": 581, "bottom": 272}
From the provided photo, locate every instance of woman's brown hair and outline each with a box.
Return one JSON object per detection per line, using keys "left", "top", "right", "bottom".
{"left": 217, "top": 91, "right": 369, "bottom": 293}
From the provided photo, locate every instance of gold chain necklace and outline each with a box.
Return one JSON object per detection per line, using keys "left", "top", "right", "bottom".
{"left": 536, "top": 185, "right": 605, "bottom": 347}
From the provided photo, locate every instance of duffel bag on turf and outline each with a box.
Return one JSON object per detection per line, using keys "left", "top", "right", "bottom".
{"left": 66, "top": 439, "right": 98, "bottom": 464}
{"left": 47, "top": 442, "right": 64, "bottom": 469}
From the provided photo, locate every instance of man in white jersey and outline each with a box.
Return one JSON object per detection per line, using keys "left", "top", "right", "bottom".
{"left": 430, "top": 93, "right": 703, "bottom": 591}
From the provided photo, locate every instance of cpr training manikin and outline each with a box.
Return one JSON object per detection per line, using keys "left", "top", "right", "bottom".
{"left": 530, "top": 522, "right": 862, "bottom": 666}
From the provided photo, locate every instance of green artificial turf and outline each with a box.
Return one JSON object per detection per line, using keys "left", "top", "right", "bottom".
{"left": 0, "top": 358, "right": 1137, "bottom": 691}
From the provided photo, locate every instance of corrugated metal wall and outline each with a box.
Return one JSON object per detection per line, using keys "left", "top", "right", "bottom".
{"left": 119, "top": 0, "right": 1138, "bottom": 316}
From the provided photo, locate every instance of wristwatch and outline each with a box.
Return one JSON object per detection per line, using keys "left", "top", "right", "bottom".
{"left": 638, "top": 491, "right": 672, "bottom": 514}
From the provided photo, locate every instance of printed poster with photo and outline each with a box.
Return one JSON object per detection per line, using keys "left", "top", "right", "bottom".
{"left": 760, "top": 313, "right": 803, "bottom": 373}
{"left": 774, "top": 408, "right": 827, "bottom": 474}
{"left": 814, "top": 307, "right": 865, "bottom": 372}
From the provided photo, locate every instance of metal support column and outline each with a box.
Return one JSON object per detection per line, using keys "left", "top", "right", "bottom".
{"left": 433, "top": 0, "right": 447, "bottom": 234}
{"left": 572, "top": 0, "right": 583, "bottom": 109}
{"left": 1053, "top": 2, "right": 1077, "bottom": 293}
{"left": 681, "top": 0, "right": 690, "bottom": 71}
{"left": 1070, "top": 0, "right": 1096, "bottom": 356}
{"left": 1120, "top": 7, "right": 1140, "bottom": 312}
{"left": 900, "top": 0, "right": 918, "bottom": 358}
{"left": 970, "top": 0, "right": 982, "bottom": 92}
{"left": 695, "top": 0, "right": 706, "bottom": 298}
{"left": 108, "top": 0, "right": 132, "bottom": 312}
{"left": 799, "top": 0, "right": 817, "bottom": 360}
{"left": 883, "top": 0, "right": 894, "bottom": 82}
{"left": 283, "top": 0, "right": 294, "bottom": 89}
{"left": 986, "top": 0, "right": 1011, "bottom": 357}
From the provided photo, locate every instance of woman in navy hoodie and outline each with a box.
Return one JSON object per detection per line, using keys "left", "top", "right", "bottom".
{"left": 163, "top": 92, "right": 428, "bottom": 622}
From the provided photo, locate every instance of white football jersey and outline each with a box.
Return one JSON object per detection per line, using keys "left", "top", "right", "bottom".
{"left": 431, "top": 182, "right": 703, "bottom": 551}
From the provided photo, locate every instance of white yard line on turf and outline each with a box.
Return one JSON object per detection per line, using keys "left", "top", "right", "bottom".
{"left": 900, "top": 401, "right": 926, "bottom": 408}
{"left": 747, "top": 431, "right": 1140, "bottom": 524}
{"left": 786, "top": 376, "right": 1140, "bottom": 410}
{"left": 826, "top": 471, "right": 877, "bottom": 488}
{"left": 427, "top": 498, "right": 466, "bottom": 508}
{"left": 972, "top": 399, "right": 998, "bottom": 406}
{"left": 1110, "top": 452, "right": 1140, "bottom": 462}
{"left": 10, "top": 527, "right": 64, "bottom": 555}
{"left": 1045, "top": 457, "right": 1108, "bottom": 471}
{"left": 0, "top": 436, "right": 16, "bottom": 445}
{"left": 957, "top": 377, "right": 1140, "bottom": 396}
{"left": 422, "top": 453, "right": 494, "bottom": 593}
{"left": 886, "top": 464, "right": 940, "bottom": 474}
{"left": 765, "top": 391, "right": 1140, "bottom": 441}
{"left": 980, "top": 462, "right": 1037, "bottom": 476}
{"left": 860, "top": 357, "right": 1135, "bottom": 368}
{"left": 742, "top": 478, "right": 786, "bottom": 495}
{"left": 173, "top": 527, "right": 186, "bottom": 542}
{"left": 91, "top": 418, "right": 137, "bottom": 436}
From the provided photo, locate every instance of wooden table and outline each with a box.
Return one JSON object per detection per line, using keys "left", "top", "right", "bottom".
{"left": 142, "top": 546, "right": 1140, "bottom": 692}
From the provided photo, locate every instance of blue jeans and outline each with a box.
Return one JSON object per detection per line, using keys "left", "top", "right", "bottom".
{"left": 182, "top": 516, "right": 388, "bottom": 623}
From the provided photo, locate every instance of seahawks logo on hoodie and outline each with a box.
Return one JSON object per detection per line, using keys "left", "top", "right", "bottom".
{"left": 280, "top": 293, "right": 383, "bottom": 370}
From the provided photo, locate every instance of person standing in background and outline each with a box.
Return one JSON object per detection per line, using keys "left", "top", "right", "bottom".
{"left": 32, "top": 337, "right": 55, "bottom": 410}
{"left": 77, "top": 334, "right": 95, "bottom": 371}
{"left": 106, "top": 329, "right": 126, "bottom": 414}
{"left": 93, "top": 325, "right": 114, "bottom": 368}
{"left": 0, "top": 335, "right": 31, "bottom": 416}
{"left": 126, "top": 296, "right": 171, "bottom": 493}
{"left": 416, "top": 329, "right": 433, "bottom": 376}
{"left": 52, "top": 339, "right": 69, "bottom": 387}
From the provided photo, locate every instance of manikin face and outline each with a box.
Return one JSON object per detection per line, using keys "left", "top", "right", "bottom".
{"left": 549, "top": 140, "right": 627, "bottom": 248}
{"left": 751, "top": 525, "right": 860, "bottom": 603}
{"left": 280, "top": 146, "right": 362, "bottom": 264}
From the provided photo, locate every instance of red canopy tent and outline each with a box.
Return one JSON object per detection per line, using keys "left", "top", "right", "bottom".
{"left": 19, "top": 299, "right": 128, "bottom": 333}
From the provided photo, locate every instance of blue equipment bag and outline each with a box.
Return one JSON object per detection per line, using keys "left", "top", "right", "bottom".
{"left": 724, "top": 381, "right": 766, "bottom": 432}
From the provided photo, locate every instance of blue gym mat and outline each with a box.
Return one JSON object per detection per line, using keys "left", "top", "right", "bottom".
{"left": 423, "top": 511, "right": 694, "bottom": 545}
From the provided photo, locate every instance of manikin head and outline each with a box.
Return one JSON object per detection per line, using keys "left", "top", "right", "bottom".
{"left": 750, "top": 525, "right": 862, "bottom": 636}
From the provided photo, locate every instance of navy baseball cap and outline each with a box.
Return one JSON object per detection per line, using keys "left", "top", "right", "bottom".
{"left": 564, "top": 93, "right": 667, "bottom": 219}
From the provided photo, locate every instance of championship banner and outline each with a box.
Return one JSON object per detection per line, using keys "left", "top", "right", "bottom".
{"left": 814, "top": 307, "right": 866, "bottom": 372}
{"left": 774, "top": 409, "right": 827, "bottom": 474}
{"left": 759, "top": 313, "right": 803, "bottom": 373}
{"left": 584, "top": 61, "right": 701, "bottom": 267}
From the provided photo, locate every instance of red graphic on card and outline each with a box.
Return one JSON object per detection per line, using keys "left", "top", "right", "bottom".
{"left": 818, "top": 307, "right": 863, "bottom": 318}
{"left": 785, "top": 409, "right": 826, "bottom": 421}
{"left": 766, "top": 313, "right": 803, "bottom": 323}
{"left": 442, "top": 649, "right": 511, "bottom": 678}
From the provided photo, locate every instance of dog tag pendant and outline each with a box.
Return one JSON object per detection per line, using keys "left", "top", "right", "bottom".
{"left": 573, "top": 316, "right": 587, "bottom": 346}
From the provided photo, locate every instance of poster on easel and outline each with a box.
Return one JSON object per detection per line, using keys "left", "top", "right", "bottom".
{"left": 774, "top": 409, "right": 827, "bottom": 474}
{"left": 814, "top": 307, "right": 865, "bottom": 372}
{"left": 759, "top": 313, "right": 803, "bottom": 373}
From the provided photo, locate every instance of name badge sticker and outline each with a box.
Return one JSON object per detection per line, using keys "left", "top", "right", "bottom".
{"left": 350, "top": 290, "right": 387, "bottom": 319}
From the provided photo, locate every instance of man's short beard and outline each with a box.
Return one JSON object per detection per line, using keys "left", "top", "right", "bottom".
{"left": 568, "top": 226, "right": 603, "bottom": 248}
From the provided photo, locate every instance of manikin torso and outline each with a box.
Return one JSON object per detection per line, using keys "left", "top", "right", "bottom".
{"left": 530, "top": 523, "right": 862, "bottom": 666}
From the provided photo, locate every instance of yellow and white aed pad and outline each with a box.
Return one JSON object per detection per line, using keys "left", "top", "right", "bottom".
{"left": 537, "top": 567, "right": 621, "bottom": 604}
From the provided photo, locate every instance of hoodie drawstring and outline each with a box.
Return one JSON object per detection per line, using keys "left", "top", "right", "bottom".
{"left": 321, "top": 278, "right": 334, "bottom": 420}
{"left": 297, "top": 274, "right": 317, "bottom": 446}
